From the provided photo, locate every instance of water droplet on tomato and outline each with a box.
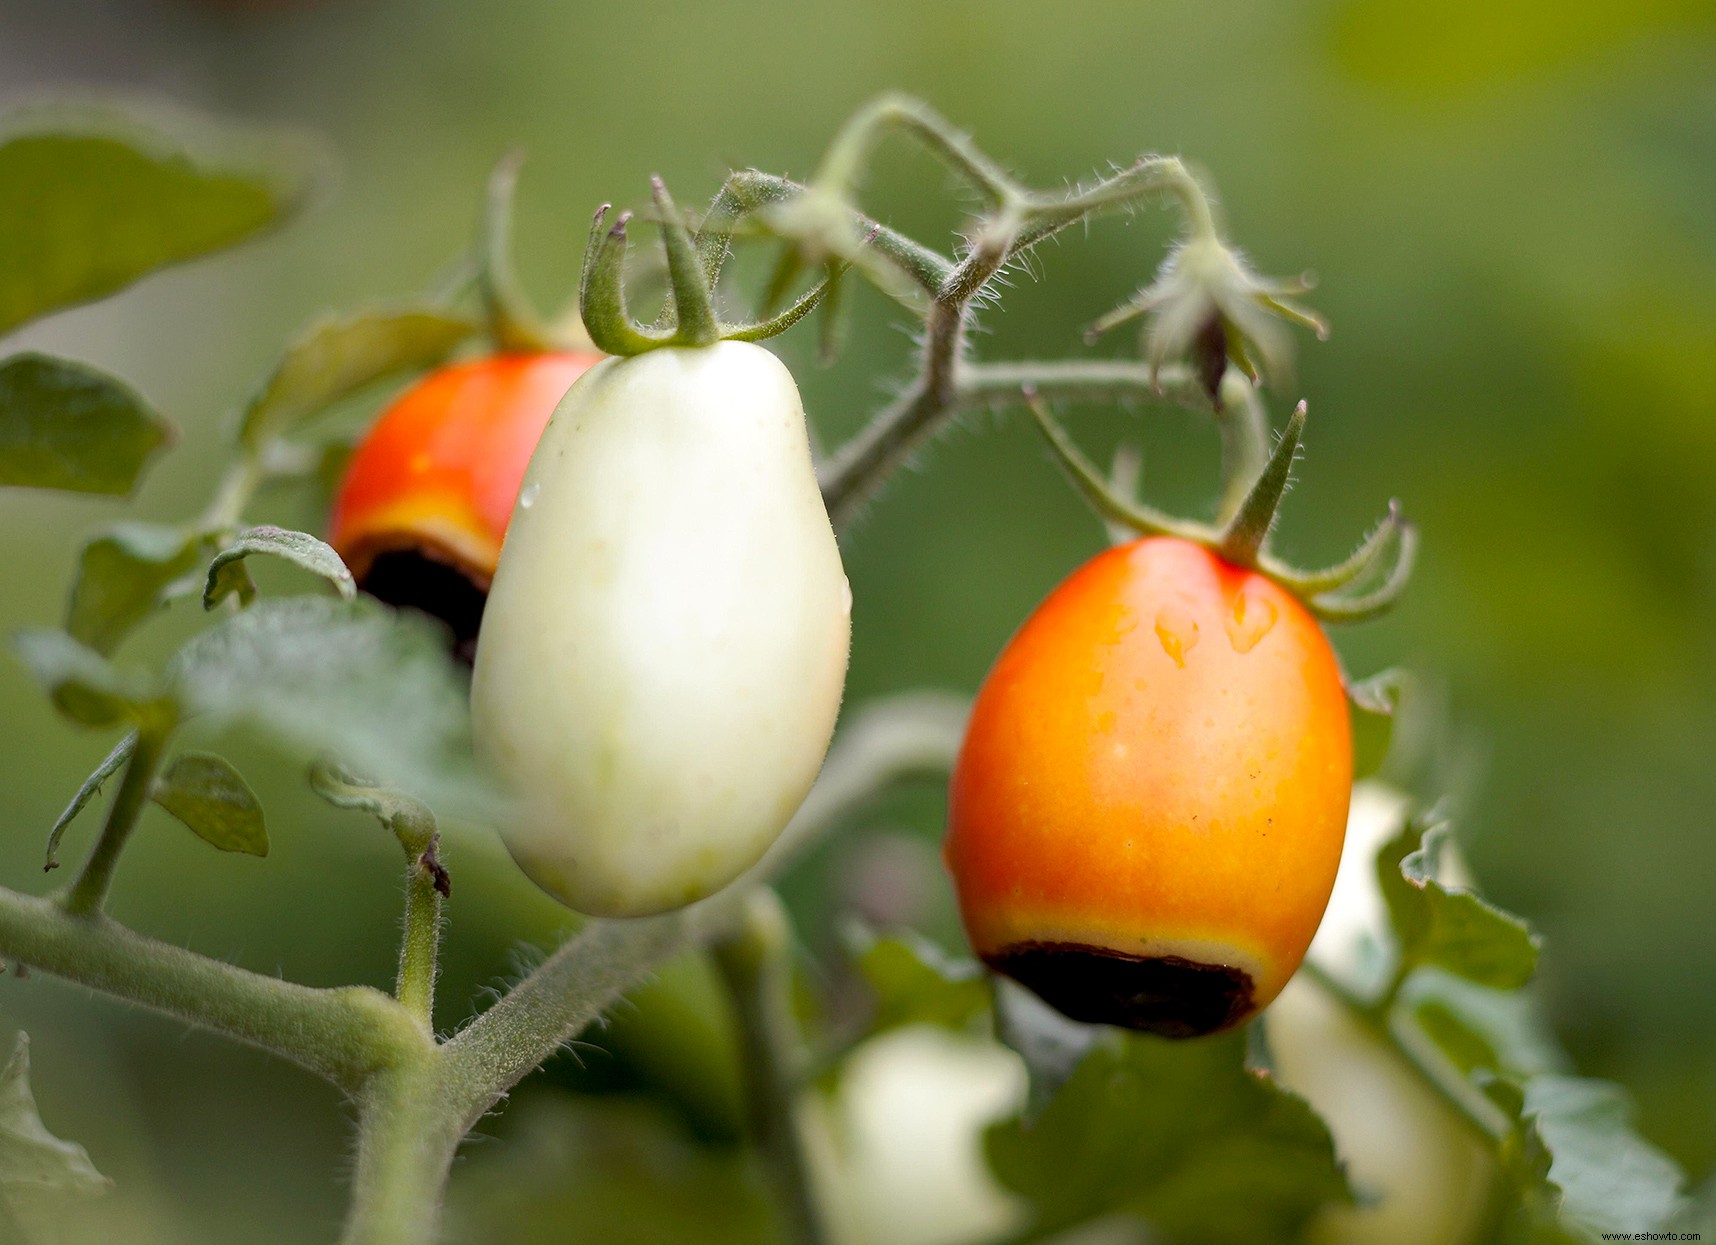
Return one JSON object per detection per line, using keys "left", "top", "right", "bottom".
{"left": 839, "top": 576, "right": 853, "bottom": 615}
{"left": 518, "top": 482, "right": 540, "bottom": 510}
{"left": 1154, "top": 606, "right": 1200, "bottom": 667}
{"left": 1224, "top": 588, "right": 1277, "bottom": 653}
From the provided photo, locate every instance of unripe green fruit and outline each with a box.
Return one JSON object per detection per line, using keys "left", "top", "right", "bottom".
{"left": 471, "top": 343, "right": 850, "bottom": 916}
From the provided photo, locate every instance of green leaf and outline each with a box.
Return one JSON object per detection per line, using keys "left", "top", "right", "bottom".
{"left": 1403, "top": 970, "right": 1565, "bottom": 1084}
{"left": 1378, "top": 813, "right": 1540, "bottom": 989}
{"left": 1483, "top": 1073, "right": 1690, "bottom": 1242}
{"left": 0, "top": 353, "right": 171, "bottom": 495}
{"left": 65, "top": 522, "right": 204, "bottom": 654}
{"left": 237, "top": 306, "right": 475, "bottom": 449}
{"left": 985, "top": 1029, "right": 1350, "bottom": 1244}
{"left": 992, "top": 977, "right": 1100, "bottom": 1120}
{"left": 0, "top": 110, "right": 311, "bottom": 336}
{"left": 151, "top": 751, "right": 267, "bottom": 856}
{"left": 43, "top": 731, "right": 137, "bottom": 871}
{"left": 1523, "top": 1076, "right": 1688, "bottom": 1239}
{"left": 0, "top": 1033, "right": 109, "bottom": 1198}
{"left": 851, "top": 928, "right": 989, "bottom": 1036}
{"left": 444, "top": 1096, "right": 771, "bottom": 1245}
{"left": 168, "top": 596, "right": 495, "bottom": 819}
{"left": 204, "top": 525, "right": 355, "bottom": 608}
{"left": 11, "top": 629, "right": 176, "bottom": 731}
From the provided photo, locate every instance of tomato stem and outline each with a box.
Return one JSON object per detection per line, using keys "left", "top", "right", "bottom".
{"left": 478, "top": 152, "right": 560, "bottom": 354}
{"left": 713, "top": 890, "right": 831, "bottom": 1245}
{"left": 58, "top": 724, "right": 167, "bottom": 917}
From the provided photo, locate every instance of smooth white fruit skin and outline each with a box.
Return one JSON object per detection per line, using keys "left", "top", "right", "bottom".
{"left": 470, "top": 343, "right": 850, "bottom": 917}
{"left": 810, "top": 1026, "right": 1028, "bottom": 1245}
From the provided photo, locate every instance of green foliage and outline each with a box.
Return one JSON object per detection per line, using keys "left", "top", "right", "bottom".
{"left": 1520, "top": 1077, "right": 1688, "bottom": 1239}
{"left": 444, "top": 1097, "right": 773, "bottom": 1245}
{"left": 985, "top": 1028, "right": 1350, "bottom": 1245}
{"left": 42, "top": 731, "right": 136, "bottom": 871}
{"left": 11, "top": 629, "right": 175, "bottom": 732}
{"left": 0, "top": 354, "right": 170, "bottom": 495}
{"left": 0, "top": 111, "right": 309, "bottom": 336}
{"left": 850, "top": 928, "right": 988, "bottom": 1036}
{"left": 203, "top": 525, "right": 355, "bottom": 609}
{"left": 236, "top": 306, "right": 475, "bottom": 449}
{"left": 1378, "top": 812, "right": 1540, "bottom": 989}
{"left": 65, "top": 523, "right": 205, "bottom": 653}
{"left": 168, "top": 596, "right": 492, "bottom": 819}
{"left": 992, "top": 978, "right": 1099, "bottom": 1119}
{"left": 0, "top": 1033, "right": 109, "bottom": 1230}
{"left": 151, "top": 751, "right": 268, "bottom": 856}
{"left": 1363, "top": 810, "right": 1691, "bottom": 1244}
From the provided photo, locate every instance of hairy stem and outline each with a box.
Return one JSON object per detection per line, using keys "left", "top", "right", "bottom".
{"left": 396, "top": 847, "right": 443, "bottom": 1031}
{"left": 198, "top": 451, "right": 267, "bottom": 536}
{"left": 814, "top": 93, "right": 1022, "bottom": 208}
{"left": 714, "top": 890, "right": 829, "bottom": 1245}
{"left": 439, "top": 693, "right": 966, "bottom": 1125}
{"left": 959, "top": 359, "right": 1207, "bottom": 410}
{"left": 339, "top": 1061, "right": 463, "bottom": 1245}
{"left": 60, "top": 726, "right": 166, "bottom": 917}
{"left": 0, "top": 886, "right": 413, "bottom": 1093}
{"left": 1215, "top": 372, "right": 1271, "bottom": 525}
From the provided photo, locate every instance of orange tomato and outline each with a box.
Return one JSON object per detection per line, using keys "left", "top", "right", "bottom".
{"left": 328, "top": 352, "right": 597, "bottom": 655}
{"left": 945, "top": 536, "right": 1351, "bottom": 1037}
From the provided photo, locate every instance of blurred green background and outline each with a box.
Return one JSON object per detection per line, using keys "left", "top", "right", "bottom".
{"left": 2, "top": 0, "right": 1714, "bottom": 1240}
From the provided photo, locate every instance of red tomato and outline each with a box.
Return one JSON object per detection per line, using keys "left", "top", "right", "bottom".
{"left": 945, "top": 536, "right": 1351, "bottom": 1036}
{"left": 328, "top": 352, "right": 597, "bottom": 655}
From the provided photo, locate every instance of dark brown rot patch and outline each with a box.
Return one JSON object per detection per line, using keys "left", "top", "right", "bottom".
{"left": 988, "top": 941, "right": 1254, "bottom": 1038}
{"left": 359, "top": 550, "right": 487, "bottom": 665}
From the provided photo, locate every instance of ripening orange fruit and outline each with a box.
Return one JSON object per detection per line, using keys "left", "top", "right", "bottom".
{"left": 328, "top": 352, "right": 597, "bottom": 657}
{"left": 945, "top": 536, "right": 1351, "bottom": 1037}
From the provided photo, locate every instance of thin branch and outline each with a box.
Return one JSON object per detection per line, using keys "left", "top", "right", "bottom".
{"left": 0, "top": 885, "right": 418, "bottom": 1094}
{"left": 60, "top": 726, "right": 167, "bottom": 916}
{"left": 438, "top": 693, "right": 967, "bottom": 1125}
{"left": 958, "top": 359, "right": 1208, "bottom": 411}
{"left": 1297, "top": 961, "right": 1508, "bottom": 1144}
{"left": 813, "top": 92, "right": 1023, "bottom": 208}
{"left": 714, "top": 890, "right": 831, "bottom": 1245}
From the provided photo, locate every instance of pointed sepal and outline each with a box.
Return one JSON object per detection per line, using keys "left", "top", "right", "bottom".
{"left": 1265, "top": 499, "right": 1408, "bottom": 596}
{"left": 1022, "top": 388, "right": 1208, "bottom": 544}
{"left": 1217, "top": 401, "right": 1305, "bottom": 567}
{"left": 478, "top": 152, "right": 556, "bottom": 353}
{"left": 650, "top": 176, "right": 719, "bottom": 346}
{"left": 577, "top": 206, "right": 675, "bottom": 356}
{"left": 1307, "top": 520, "right": 1419, "bottom": 623}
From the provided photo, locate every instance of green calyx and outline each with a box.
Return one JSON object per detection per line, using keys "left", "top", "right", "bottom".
{"left": 578, "top": 175, "right": 837, "bottom": 356}
{"left": 1023, "top": 385, "right": 1416, "bottom": 625}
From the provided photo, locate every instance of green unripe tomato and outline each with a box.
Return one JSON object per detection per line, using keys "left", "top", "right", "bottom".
{"left": 471, "top": 342, "right": 850, "bottom": 917}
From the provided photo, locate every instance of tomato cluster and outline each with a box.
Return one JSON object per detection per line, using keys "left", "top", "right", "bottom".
{"left": 328, "top": 175, "right": 1358, "bottom": 1036}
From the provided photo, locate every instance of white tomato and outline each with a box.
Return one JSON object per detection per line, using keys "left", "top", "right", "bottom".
{"left": 471, "top": 342, "right": 850, "bottom": 916}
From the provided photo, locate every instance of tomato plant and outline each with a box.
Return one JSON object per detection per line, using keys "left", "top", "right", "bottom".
{"left": 0, "top": 95, "right": 1700, "bottom": 1245}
